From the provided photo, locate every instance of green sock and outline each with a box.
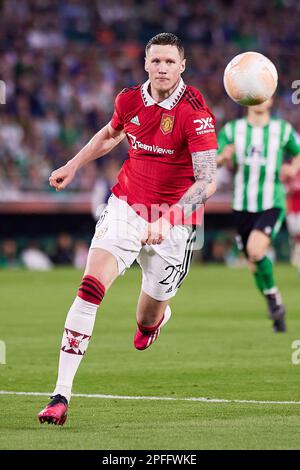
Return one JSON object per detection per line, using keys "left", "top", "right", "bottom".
{"left": 255, "top": 256, "right": 276, "bottom": 293}
{"left": 253, "top": 270, "right": 265, "bottom": 294}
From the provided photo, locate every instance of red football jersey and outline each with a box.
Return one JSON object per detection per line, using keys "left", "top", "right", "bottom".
{"left": 110, "top": 78, "right": 217, "bottom": 222}
{"left": 287, "top": 171, "right": 300, "bottom": 213}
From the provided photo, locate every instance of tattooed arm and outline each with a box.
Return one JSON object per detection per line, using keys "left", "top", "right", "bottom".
{"left": 177, "top": 149, "right": 217, "bottom": 218}
{"left": 141, "top": 149, "right": 217, "bottom": 245}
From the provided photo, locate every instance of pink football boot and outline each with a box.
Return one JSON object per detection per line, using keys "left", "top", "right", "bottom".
{"left": 134, "top": 306, "right": 171, "bottom": 350}
{"left": 38, "top": 394, "right": 68, "bottom": 426}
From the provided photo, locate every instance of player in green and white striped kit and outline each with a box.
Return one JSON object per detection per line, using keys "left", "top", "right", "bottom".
{"left": 218, "top": 99, "right": 300, "bottom": 332}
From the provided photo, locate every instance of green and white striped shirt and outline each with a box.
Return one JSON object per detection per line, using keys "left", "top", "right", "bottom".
{"left": 218, "top": 118, "right": 300, "bottom": 212}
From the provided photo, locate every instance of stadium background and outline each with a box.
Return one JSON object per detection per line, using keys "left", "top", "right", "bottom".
{"left": 1, "top": 0, "right": 299, "bottom": 267}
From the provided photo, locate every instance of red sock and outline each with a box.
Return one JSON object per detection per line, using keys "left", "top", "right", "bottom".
{"left": 77, "top": 275, "right": 106, "bottom": 305}
{"left": 137, "top": 315, "right": 164, "bottom": 334}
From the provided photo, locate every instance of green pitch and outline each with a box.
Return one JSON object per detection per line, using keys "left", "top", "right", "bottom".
{"left": 0, "top": 264, "right": 300, "bottom": 450}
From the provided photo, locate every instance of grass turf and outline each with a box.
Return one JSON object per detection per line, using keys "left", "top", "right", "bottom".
{"left": 0, "top": 264, "right": 300, "bottom": 449}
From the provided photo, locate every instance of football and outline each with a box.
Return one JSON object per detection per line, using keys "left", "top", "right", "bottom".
{"left": 223, "top": 51, "right": 278, "bottom": 106}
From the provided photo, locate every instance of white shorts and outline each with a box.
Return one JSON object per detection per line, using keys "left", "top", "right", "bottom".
{"left": 91, "top": 194, "right": 196, "bottom": 301}
{"left": 287, "top": 213, "right": 300, "bottom": 237}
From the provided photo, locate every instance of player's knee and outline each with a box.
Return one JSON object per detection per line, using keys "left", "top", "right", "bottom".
{"left": 84, "top": 249, "right": 119, "bottom": 289}
{"left": 84, "top": 270, "right": 110, "bottom": 289}
{"left": 246, "top": 244, "right": 265, "bottom": 263}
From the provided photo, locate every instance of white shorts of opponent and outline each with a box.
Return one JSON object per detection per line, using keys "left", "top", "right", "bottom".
{"left": 286, "top": 212, "right": 300, "bottom": 237}
{"left": 91, "top": 194, "right": 196, "bottom": 301}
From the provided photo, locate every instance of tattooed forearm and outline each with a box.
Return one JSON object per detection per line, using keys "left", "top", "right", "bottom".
{"left": 178, "top": 149, "right": 217, "bottom": 217}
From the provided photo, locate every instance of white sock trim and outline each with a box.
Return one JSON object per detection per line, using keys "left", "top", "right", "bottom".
{"left": 263, "top": 287, "right": 278, "bottom": 295}
{"left": 52, "top": 385, "right": 72, "bottom": 403}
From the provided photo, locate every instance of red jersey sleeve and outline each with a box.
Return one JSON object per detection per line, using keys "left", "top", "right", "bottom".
{"left": 184, "top": 108, "right": 218, "bottom": 154}
{"left": 110, "top": 93, "right": 125, "bottom": 131}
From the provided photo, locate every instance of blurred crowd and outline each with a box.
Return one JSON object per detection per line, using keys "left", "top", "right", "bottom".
{"left": 0, "top": 231, "right": 238, "bottom": 269}
{"left": 0, "top": 227, "right": 290, "bottom": 270}
{"left": 1, "top": 0, "right": 300, "bottom": 197}
{"left": 0, "top": 233, "right": 89, "bottom": 270}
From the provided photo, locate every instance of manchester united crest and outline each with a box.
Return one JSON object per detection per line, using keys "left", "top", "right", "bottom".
{"left": 160, "top": 114, "right": 174, "bottom": 135}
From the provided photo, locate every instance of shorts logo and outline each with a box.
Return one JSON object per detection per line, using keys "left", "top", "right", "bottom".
{"left": 95, "top": 227, "right": 108, "bottom": 239}
{"left": 264, "top": 226, "right": 272, "bottom": 235}
{"left": 193, "top": 117, "right": 215, "bottom": 135}
{"left": 160, "top": 114, "right": 174, "bottom": 135}
{"left": 96, "top": 209, "right": 108, "bottom": 227}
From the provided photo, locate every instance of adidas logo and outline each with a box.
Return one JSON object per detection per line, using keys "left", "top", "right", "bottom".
{"left": 130, "top": 115, "right": 140, "bottom": 126}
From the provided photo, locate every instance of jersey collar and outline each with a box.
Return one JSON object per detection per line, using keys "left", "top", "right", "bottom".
{"left": 141, "top": 78, "right": 186, "bottom": 110}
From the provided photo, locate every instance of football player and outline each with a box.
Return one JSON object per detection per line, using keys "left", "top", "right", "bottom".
{"left": 218, "top": 99, "right": 300, "bottom": 333}
{"left": 285, "top": 167, "right": 300, "bottom": 273}
{"left": 38, "top": 33, "right": 218, "bottom": 425}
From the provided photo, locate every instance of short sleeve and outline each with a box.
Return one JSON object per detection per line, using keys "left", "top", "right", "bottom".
{"left": 110, "top": 93, "right": 124, "bottom": 131}
{"left": 283, "top": 123, "right": 300, "bottom": 156}
{"left": 218, "top": 122, "right": 234, "bottom": 154}
{"left": 184, "top": 109, "right": 218, "bottom": 154}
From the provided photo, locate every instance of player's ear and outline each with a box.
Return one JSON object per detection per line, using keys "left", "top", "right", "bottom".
{"left": 180, "top": 59, "right": 186, "bottom": 73}
{"left": 144, "top": 57, "right": 149, "bottom": 73}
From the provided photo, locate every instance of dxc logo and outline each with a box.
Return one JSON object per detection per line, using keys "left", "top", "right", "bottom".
{"left": 193, "top": 117, "right": 215, "bottom": 135}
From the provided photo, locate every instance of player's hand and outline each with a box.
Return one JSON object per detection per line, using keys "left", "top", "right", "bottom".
{"left": 141, "top": 217, "right": 172, "bottom": 245}
{"left": 49, "top": 163, "right": 76, "bottom": 191}
{"left": 280, "top": 163, "right": 297, "bottom": 182}
{"left": 218, "top": 144, "right": 235, "bottom": 166}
